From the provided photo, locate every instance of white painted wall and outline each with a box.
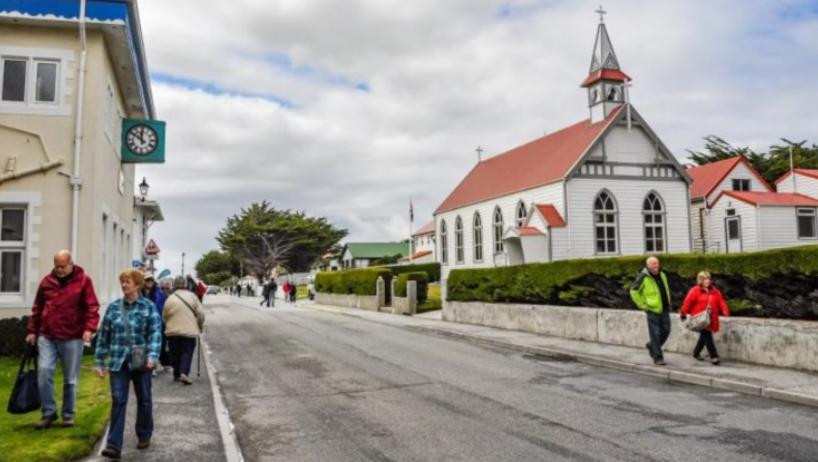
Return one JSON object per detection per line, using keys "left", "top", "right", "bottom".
{"left": 565, "top": 178, "right": 690, "bottom": 258}
{"left": 705, "top": 162, "right": 770, "bottom": 205}
{"left": 708, "top": 198, "right": 758, "bottom": 253}
{"left": 758, "top": 206, "right": 818, "bottom": 250}
{"left": 690, "top": 201, "right": 707, "bottom": 252}
{"left": 436, "top": 181, "right": 564, "bottom": 280}
{"left": 777, "top": 172, "right": 818, "bottom": 199}
{"left": 603, "top": 126, "right": 657, "bottom": 163}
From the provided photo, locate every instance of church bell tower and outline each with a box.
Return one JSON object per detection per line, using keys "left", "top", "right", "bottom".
{"left": 581, "top": 7, "right": 630, "bottom": 124}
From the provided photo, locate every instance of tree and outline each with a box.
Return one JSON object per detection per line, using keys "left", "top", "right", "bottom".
{"left": 687, "top": 135, "right": 818, "bottom": 185}
{"left": 216, "top": 201, "right": 347, "bottom": 277}
{"left": 194, "top": 250, "right": 239, "bottom": 286}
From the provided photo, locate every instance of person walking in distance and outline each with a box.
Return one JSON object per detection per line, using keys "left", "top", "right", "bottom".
{"left": 163, "top": 276, "right": 205, "bottom": 385}
{"left": 680, "top": 271, "right": 730, "bottom": 365}
{"left": 141, "top": 274, "right": 168, "bottom": 373}
{"left": 629, "top": 256, "right": 673, "bottom": 366}
{"left": 95, "top": 270, "right": 162, "bottom": 459}
{"left": 259, "top": 280, "right": 270, "bottom": 308}
{"left": 25, "top": 250, "right": 100, "bottom": 430}
{"left": 282, "top": 281, "right": 290, "bottom": 304}
{"left": 290, "top": 280, "right": 297, "bottom": 302}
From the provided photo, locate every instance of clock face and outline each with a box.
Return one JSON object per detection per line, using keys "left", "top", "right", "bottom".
{"left": 125, "top": 124, "right": 158, "bottom": 155}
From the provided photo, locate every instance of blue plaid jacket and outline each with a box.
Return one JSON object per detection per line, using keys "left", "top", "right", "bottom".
{"left": 94, "top": 295, "right": 162, "bottom": 371}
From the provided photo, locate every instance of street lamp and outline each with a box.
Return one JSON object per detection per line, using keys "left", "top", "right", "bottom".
{"left": 138, "top": 177, "right": 149, "bottom": 202}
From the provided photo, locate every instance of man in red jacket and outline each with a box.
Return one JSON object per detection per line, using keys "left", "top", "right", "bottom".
{"left": 25, "top": 250, "right": 100, "bottom": 429}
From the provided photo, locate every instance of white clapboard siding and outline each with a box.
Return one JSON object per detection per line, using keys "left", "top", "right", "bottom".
{"left": 708, "top": 198, "right": 758, "bottom": 252}
{"left": 777, "top": 172, "right": 818, "bottom": 199}
{"left": 602, "top": 126, "right": 657, "bottom": 163}
{"left": 705, "top": 162, "right": 771, "bottom": 205}
{"left": 564, "top": 178, "right": 690, "bottom": 258}
{"left": 437, "top": 181, "right": 564, "bottom": 280}
{"left": 758, "top": 206, "right": 818, "bottom": 250}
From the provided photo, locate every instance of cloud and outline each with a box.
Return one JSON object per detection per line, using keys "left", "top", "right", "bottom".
{"left": 135, "top": 0, "right": 818, "bottom": 275}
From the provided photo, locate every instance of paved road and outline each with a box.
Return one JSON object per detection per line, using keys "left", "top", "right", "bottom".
{"left": 205, "top": 297, "right": 818, "bottom": 462}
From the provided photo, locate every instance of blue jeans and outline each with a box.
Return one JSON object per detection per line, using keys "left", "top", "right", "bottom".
{"left": 107, "top": 362, "right": 153, "bottom": 450}
{"left": 646, "top": 312, "right": 671, "bottom": 361}
{"left": 37, "top": 337, "right": 84, "bottom": 419}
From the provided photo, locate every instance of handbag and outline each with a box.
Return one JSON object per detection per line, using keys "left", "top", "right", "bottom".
{"left": 120, "top": 301, "right": 148, "bottom": 371}
{"left": 7, "top": 346, "right": 41, "bottom": 414}
{"left": 685, "top": 293, "right": 712, "bottom": 332}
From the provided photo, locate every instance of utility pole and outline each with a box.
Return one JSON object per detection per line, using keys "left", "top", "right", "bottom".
{"left": 181, "top": 251, "right": 185, "bottom": 278}
{"left": 782, "top": 138, "right": 807, "bottom": 193}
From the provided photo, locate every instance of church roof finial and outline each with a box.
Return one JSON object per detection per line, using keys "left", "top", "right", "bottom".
{"left": 581, "top": 7, "right": 630, "bottom": 88}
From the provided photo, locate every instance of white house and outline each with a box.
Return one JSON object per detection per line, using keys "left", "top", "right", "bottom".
{"left": 708, "top": 191, "right": 818, "bottom": 253}
{"left": 776, "top": 168, "right": 818, "bottom": 197}
{"left": 686, "top": 156, "right": 773, "bottom": 252}
{"left": 400, "top": 221, "right": 435, "bottom": 264}
{"left": 433, "top": 17, "right": 692, "bottom": 281}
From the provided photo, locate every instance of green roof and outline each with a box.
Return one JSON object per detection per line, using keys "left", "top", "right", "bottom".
{"left": 344, "top": 242, "right": 410, "bottom": 259}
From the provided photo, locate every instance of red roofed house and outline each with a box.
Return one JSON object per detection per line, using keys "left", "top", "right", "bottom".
{"left": 686, "top": 156, "right": 773, "bottom": 252}
{"left": 433, "top": 17, "right": 692, "bottom": 280}
{"left": 399, "top": 220, "right": 436, "bottom": 264}
{"left": 707, "top": 190, "right": 818, "bottom": 253}
{"left": 776, "top": 168, "right": 818, "bottom": 198}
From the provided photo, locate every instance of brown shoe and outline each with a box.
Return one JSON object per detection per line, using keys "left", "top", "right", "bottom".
{"left": 34, "top": 415, "right": 57, "bottom": 430}
{"left": 137, "top": 439, "right": 151, "bottom": 450}
{"left": 101, "top": 447, "right": 121, "bottom": 459}
{"left": 60, "top": 417, "right": 75, "bottom": 427}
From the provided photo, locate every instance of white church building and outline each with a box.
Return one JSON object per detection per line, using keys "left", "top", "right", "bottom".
{"left": 434, "top": 16, "right": 692, "bottom": 281}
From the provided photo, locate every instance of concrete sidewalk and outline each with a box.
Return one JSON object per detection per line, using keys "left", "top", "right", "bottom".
{"left": 83, "top": 339, "right": 227, "bottom": 461}
{"left": 298, "top": 301, "right": 818, "bottom": 409}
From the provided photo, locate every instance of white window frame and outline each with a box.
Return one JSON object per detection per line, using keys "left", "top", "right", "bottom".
{"left": 796, "top": 207, "right": 817, "bottom": 239}
{"left": 516, "top": 200, "right": 527, "bottom": 227}
{"left": 493, "top": 206, "right": 504, "bottom": 254}
{"left": 0, "top": 57, "right": 27, "bottom": 104}
{"left": 0, "top": 46, "right": 73, "bottom": 116}
{"left": 455, "top": 216, "right": 464, "bottom": 264}
{"left": 643, "top": 192, "right": 667, "bottom": 253}
{"left": 0, "top": 205, "right": 27, "bottom": 296}
{"left": 0, "top": 57, "right": 60, "bottom": 105}
{"left": 473, "top": 212, "right": 483, "bottom": 263}
{"left": 593, "top": 190, "right": 619, "bottom": 255}
{"left": 33, "top": 59, "right": 59, "bottom": 104}
{"left": 439, "top": 220, "right": 448, "bottom": 265}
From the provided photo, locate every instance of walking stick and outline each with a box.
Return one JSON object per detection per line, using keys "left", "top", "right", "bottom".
{"left": 196, "top": 335, "right": 202, "bottom": 377}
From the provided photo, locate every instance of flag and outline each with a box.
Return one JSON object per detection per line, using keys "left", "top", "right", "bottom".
{"left": 409, "top": 199, "right": 414, "bottom": 223}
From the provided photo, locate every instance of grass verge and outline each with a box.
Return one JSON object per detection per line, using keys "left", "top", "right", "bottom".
{"left": 417, "top": 284, "right": 442, "bottom": 313}
{"left": 0, "top": 356, "right": 110, "bottom": 462}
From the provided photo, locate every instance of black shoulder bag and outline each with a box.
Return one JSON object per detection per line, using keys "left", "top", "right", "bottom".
{"left": 7, "top": 346, "right": 41, "bottom": 414}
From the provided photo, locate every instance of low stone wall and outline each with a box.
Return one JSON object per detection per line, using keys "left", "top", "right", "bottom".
{"left": 444, "top": 301, "right": 818, "bottom": 372}
{"left": 315, "top": 292, "right": 380, "bottom": 311}
{"left": 390, "top": 280, "right": 417, "bottom": 315}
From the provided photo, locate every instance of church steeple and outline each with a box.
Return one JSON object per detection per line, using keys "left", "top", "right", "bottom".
{"left": 581, "top": 7, "right": 630, "bottom": 123}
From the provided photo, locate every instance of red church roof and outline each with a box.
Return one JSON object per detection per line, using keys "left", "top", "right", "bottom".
{"left": 517, "top": 227, "right": 544, "bottom": 236}
{"left": 580, "top": 69, "right": 630, "bottom": 87}
{"left": 686, "top": 156, "right": 772, "bottom": 201}
{"left": 714, "top": 191, "right": 818, "bottom": 207}
{"left": 535, "top": 204, "right": 566, "bottom": 227}
{"left": 435, "top": 107, "right": 622, "bottom": 214}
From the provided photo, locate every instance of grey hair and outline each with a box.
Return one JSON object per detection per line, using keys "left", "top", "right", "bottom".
{"left": 173, "top": 276, "right": 187, "bottom": 288}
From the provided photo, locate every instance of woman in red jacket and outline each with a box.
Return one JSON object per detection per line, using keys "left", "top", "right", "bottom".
{"left": 680, "top": 271, "right": 730, "bottom": 365}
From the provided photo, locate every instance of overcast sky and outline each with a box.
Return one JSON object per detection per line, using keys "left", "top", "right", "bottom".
{"left": 134, "top": 0, "right": 818, "bottom": 276}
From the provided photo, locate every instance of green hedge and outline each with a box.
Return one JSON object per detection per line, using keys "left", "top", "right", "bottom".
{"left": 315, "top": 268, "right": 392, "bottom": 296}
{"left": 394, "top": 272, "right": 429, "bottom": 304}
{"left": 387, "top": 262, "right": 441, "bottom": 282}
{"left": 447, "top": 245, "right": 818, "bottom": 320}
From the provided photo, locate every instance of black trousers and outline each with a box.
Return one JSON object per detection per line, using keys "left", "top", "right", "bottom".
{"left": 694, "top": 330, "right": 719, "bottom": 358}
{"left": 646, "top": 311, "right": 671, "bottom": 361}
{"left": 167, "top": 336, "right": 197, "bottom": 378}
{"left": 158, "top": 332, "right": 169, "bottom": 367}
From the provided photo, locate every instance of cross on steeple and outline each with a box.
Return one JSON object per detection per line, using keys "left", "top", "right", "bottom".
{"left": 595, "top": 5, "right": 606, "bottom": 23}
{"left": 476, "top": 145, "right": 484, "bottom": 162}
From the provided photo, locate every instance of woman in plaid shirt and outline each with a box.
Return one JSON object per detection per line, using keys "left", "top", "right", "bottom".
{"left": 94, "top": 269, "right": 162, "bottom": 459}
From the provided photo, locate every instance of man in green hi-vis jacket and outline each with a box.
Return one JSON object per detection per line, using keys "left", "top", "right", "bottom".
{"left": 629, "top": 256, "right": 672, "bottom": 366}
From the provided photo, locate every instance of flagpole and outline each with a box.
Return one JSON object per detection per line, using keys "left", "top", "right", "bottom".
{"left": 409, "top": 197, "right": 414, "bottom": 263}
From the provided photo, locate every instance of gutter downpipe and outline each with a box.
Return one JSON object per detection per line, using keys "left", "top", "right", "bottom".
{"left": 70, "top": 0, "right": 88, "bottom": 256}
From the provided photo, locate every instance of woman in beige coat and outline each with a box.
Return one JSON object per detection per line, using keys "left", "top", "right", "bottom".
{"left": 162, "top": 276, "right": 205, "bottom": 384}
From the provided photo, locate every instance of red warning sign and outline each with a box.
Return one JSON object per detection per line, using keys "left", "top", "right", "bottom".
{"left": 144, "top": 239, "right": 161, "bottom": 256}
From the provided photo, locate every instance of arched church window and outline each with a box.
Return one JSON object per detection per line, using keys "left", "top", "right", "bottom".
{"left": 473, "top": 212, "right": 483, "bottom": 262}
{"left": 643, "top": 192, "right": 666, "bottom": 253}
{"left": 455, "top": 216, "right": 464, "bottom": 263}
{"left": 593, "top": 191, "right": 618, "bottom": 254}
{"left": 493, "top": 206, "right": 504, "bottom": 253}
{"left": 439, "top": 220, "right": 448, "bottom": 264}
{"left": 516, "top": 201, "right": 527, "bottom": 227}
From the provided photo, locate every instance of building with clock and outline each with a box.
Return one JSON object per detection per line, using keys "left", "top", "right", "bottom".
{"left": 433, "top": 14, "right": 692, "bottom": 283}
{"left": 0, "top": 0, "right": 161, "bottom": 317}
